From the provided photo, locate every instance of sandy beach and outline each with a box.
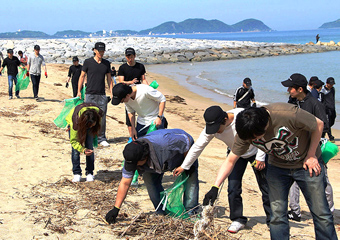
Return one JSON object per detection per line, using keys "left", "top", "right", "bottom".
{"left": 0, "top": 63, "right": 339, "bottom": 239}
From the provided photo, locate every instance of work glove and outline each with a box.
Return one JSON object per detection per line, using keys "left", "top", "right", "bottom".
{"left": 203, "top": 186, "right": 219, "bottom": 206}
{"left": 26, "top": 72, "right": 29, "bottom": 77}
{"left": 185, "top": 164, "right": 196, "bottom": 177}
{"left": 45, "top": 72, "right": 48, "bottom": 78}
{"left": 65, "top": 82, "right": 69, "bottom": 88}
{"left": 252, "top": 102, "right": 257, "bottom": 107}
{"left": 105, "top": 206, "right": 120, "bottom": 224}
{"left": 107, "top": 96, "right": 111, "bottom": 104}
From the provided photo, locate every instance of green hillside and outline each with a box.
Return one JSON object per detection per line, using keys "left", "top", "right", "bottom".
{"left": 319, "top": 19, "right": 340, "bottom": 29}
{"left": 232, "top": 18, "right": 271, "bottom": 32}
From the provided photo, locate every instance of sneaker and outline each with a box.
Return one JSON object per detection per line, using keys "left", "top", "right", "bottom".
{"left": 99, "top": 140, "right": 110, "bottom": 147}
{"left": 86, "top": 174, "right": 94, "bottom": 182}
{"left": 329, "top": 138, "right": 335, "bottom": 143}
{"left": 72, "top": 174, "right": 81, "bottom": 182}
{"left": 227, "top": 221, "right": 245, "bottom": 233}
{"left": 16, "top": 95, "right": 20, "bottom": 98}
{"left": 287, "top": 210, "right": 301, "bottom": 222}
{"left": 9, "top": 96, "right": 13, "bottom": 100}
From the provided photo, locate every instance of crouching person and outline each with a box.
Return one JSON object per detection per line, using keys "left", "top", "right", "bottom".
{"left": 105, "top": 129, "right": 199, "bottom": 224}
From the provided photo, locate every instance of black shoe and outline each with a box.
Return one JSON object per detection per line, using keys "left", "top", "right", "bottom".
{"left": 287, "top": 210, "right": 301, "bottom": 222}
{"left": 329, "top": 137, "right": 335, "bottom": 143}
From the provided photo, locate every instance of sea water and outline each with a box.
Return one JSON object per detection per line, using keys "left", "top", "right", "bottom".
{"left": 146, "top": 29, "right": 340, "bottom": 128}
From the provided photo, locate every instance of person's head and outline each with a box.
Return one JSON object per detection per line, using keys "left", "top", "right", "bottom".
{"left": 18, "top": 50, "right": 23, "bottom": 57}
{"left": 125, "top": 47, "right": 136, "bottom": 65}
{"left": 7, "top": 49, "right": 13, "bottom": 58}
{"left": 281, "top": 73, "right": 308, "bottom": 100}
{"left": 314, "top": 79, "right": 324, "bottom": 92}
{"left": 93, "top": 42, "right": 105, "bottom": 59}
{"left": 34, "top": 45, "right": 40, "bottom": 55}
{"left": 203, "top": 106, "right": 229, "bottom": 134}
{"left": 243, "top": 78, "right": 252, "bottom": 89}
{"left": 326, "top": 77, "right": 335, "bottom": 89}
{"left": 236, "top": 107, "right": 270, "bottom": 140}
{"left": 77, "top": 109, "right": 103, "bottom": 146}
{"left": 112, "top": 66, "right": 115, "bottom": 71}
{"left": 111, "top": 83, "right": 133, "bottom": 105}
{"left": 309, "top": 76, "right": 319, "bottom": 88}
{"left": 72, "top": 56, "right": 79, "bottom": 66}
{"left": 123, "top": 141, "right": 150, "bottom": 172}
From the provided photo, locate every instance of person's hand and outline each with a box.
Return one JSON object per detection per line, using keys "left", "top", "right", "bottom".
{"left": 253, "top": 160, "right": 265, "bottom": 171}
{"left": 26, "top": 72, "right": 29, "bottom": 77}
{"left": 66, "top": 82, "right": 69, "bottom": 88}
{"left": 203, "top": 186, "right": 219, "bottom": 206}
{"left": 173, "top": 166, "right": 185, "bottom": 177}
{"left": 77, "top": 91, "right": 82, "bottom": 99}
{"left": 84, "top": 149, "right": 94, "bottom": 156}
{"left": 105, "top": 207, "right": 120, "bottom": 224}
{"left": 130, "top": 128, "right": 137, "bottom": 141}
{"left": 154, "top": 117, "right": 162, "bottom": 127}
{"left": 303, "top": 155, "right": 321, "bottom": 177}
{"left": 45, "top": 72, "right": 48, "bottom": 78}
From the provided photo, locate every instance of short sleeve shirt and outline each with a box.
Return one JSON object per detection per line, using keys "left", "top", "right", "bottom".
{"left": 234, "top": 86, "right": 255, "bottom": 108}
{"left": 232, "top": 103, "right": 321, "bottom": 169}
{"left": 82, "top": 57, "right": 110, "bottom": 95}
{"left": 28, "top": 54, "right": 45, "bottom": 75}
{"left": 2, "top": 56, "right": 20, "bottom": 76}
{"left": 118, "top": 62, "right": 146, "bottom": 84}
{"left": 68, "top": 65, "right": 82, "bottom": 83}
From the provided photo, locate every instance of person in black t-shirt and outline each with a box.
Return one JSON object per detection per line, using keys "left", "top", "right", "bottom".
{"left": 66, "top": 56, "right": 83, "bottom": 97}
{"left": 321, "top": 77, "right": 336, "bottom": 142}
{"left": 77, "top": 42, "right": 113, "bottom": 147}
{"left": 0, "top": 49, "right": 22, "bottom": 99}
{"left": 233, "top": 78, "right": 256, "bottom": 108}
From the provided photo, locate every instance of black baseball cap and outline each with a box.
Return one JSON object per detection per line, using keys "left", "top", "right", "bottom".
{"left": 327, "top": 77, "right": 335, "bottom": 85}
{"left": 34, "top": 45, "right": 40, "bottom": 50}
{"left": 314, "top": 79, "right": 324, "bottom": 89}
{"left": 281, "top": 73, "right": 308, "bottom": 87}
{"left": 204, "top": 106, "right": 227, "bottom": 134}
{"left": 123, "top": 141, "right": 144, "bottom": 172}
{"left": 72, "top": 56, "right": 79, "bottom": 62}
{"left": 7, "top": 49, "right": 13, "bottom": 54}
{"left": 125, "top": 47, "right": 136, "bottom": 56}
{"left": 94, "top": 42, "right": 105, "bottom": 51}
{"left": 111, "top": 83, "right": 132, "bottom": 105}
{"left": 243, "top": 78, "right": 252, "bottom": 86}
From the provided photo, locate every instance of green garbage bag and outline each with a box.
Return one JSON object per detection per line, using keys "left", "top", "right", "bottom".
{"left": 157, "top": 173, "right": 190, "bottom": 219}
{"left": 147, "top": 122, "right": 157, "bottom": 134}
{"left": 320, "top": 139, "right": 339, "bottom": 164}
{"left": 16, "top": 68, "right": 30, "bottom": 91}
{"left": 53, "top": 87, "right": 86, "bottom": 128}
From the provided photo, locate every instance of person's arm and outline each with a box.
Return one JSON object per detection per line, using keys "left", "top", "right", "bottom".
{"left": 141, "top": 74, "right": 148, "bottom": 85}
{"left": 253, "top": 149, "right": 266, "bottom": 170}
{"left": 154, "top": 101, "right": 166, "bottom": 127}
{"left": 114, "top": 177, "right": 133, "bottom": 208}
{"left": 233, "top": 101, "right": 237, "bottom": 108}
{"left": 77, "top": 71, "right": 86, "bottom": 99}
{"left": 303, "top": 117, "right": 324, "bottom": 177}
{"left": 106, "top": 72, "right": 113, "bottom": 98}
{"left": 128, "top": 112, "right": 137, "bottom": 140}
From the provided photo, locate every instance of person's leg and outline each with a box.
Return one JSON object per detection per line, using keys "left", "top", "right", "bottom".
{"left": 183, "top": 160, "right": 199, "bottom": 213}
{"left": 227, "top": 156, "right": 249, "bottom": 225}
{"left": 13, "top": 75, "right": 19, "bottom": 97}
{"left": 288, "top": 182, "right": 301, "bottom": 216}
{"left": 324, "top": 165, "right": 334, "bottom": 213}
{"left": 35, "top": 74, "right": 41, "bottom": 97}
{"left": 85, "top": 130, "right": 94, "bottom": 175}
{"left": 31, "top": 74, "right": 40, "bottom": 98}
{"left": 266, "top": 164, "right": 292, "bottom": 240}
{"left": 295, "top": 162, "right": 337, "bottom": 239}
{"left": 142, "top": 172, "right": 164, "bottom": 212}
{"left": 71, "top": 79, "right": 78, "bottom": 98}
{"left": 70, "top": 129, "right": 81, "bottom": 176}
{"left": 8, "top": 75, "right": 13, "bottom": 97}
{"left": 250, "top": 156, "right": 271, "bottom": 225}
{"left": 136, "top": 122, "right": 148, "bottom": 138}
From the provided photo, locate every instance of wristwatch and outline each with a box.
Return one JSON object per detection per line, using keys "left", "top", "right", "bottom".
{"left": 157, "top": 115, "right": 164, "bottom": 120}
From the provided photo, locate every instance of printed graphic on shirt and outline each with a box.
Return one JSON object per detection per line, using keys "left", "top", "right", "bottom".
{"left": 252, "top": 126, "right": 299, "bottom": 161}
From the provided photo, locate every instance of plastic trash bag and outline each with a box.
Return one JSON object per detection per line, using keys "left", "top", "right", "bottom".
{"left": 15, "top": 68, "right": 30, "bottom": 91}
{"left": 147, "top": 122, "right": 157, "bottom": 134}
{"left": 320, "top": 138, "right": 339, "bottom": 164}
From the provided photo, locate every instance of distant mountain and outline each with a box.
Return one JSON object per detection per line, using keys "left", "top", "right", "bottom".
{"left": 319, "top": 19, "right": 340, "bottom": 29}
{"left": 53, "top": 30, "right": 91, "bottom": 38}
{"left": 232, "top": 19, "right": 271, "bottom": 32}
{"left": 0, "top": 30, "right": 50, "bottom": 38}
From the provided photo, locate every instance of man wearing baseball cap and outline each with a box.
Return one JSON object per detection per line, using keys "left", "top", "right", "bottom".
{"left": 321, "top": 77, "right": 336, "bottom": 142}
{"left": 173, "top": 105, "right": 270, "bottom": 233}
{"left": 27, "top": 44, "right": 48, "bottom": 100}
{"left": 105, "top": 128, "right": 199, "bottom": 224}
{"left": 77, "top": 42, "right": 113, "bottom": 147}
{"left": 66, "top": 56, "right": 83, "bottom": 97}
{"left": 0, "top": 49, "right": 22, "bottom": 99}
{"left": 233, "top": 77, "right": 256, "bottom": 108}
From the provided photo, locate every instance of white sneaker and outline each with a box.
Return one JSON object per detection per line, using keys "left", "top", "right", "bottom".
{"left": 99, "top": 141, "right": 110, "bottom": 147}
{"left": 86, "top": 174, "right": 94, "bottom": 182}
{"left": 9, "top": 96, "right": 13, "bottom": 100}
{"left": 72, "top": 174, "right": 81, "bottom": 182}
{"left": 227, "top": 221, "right": 245, "bottom": 233}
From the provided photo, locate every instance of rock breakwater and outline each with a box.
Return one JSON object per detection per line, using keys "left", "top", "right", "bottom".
{"left": 0, "top": 37, "right": 339, "bottom": 65}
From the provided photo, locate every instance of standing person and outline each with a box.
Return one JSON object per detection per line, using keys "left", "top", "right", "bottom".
{"left": 233, "top": 78, "right": 256, "bottom": 108}
{"left": 203, "top": 103, "right": 337, "bottom": 240}
{"left": 65, "top": 103, "right": 103, "bottom": 182}
{"left": 111, "top": 83, "right": 166, "bottom": 139}
{"left": 321, "top": 77, "right": 336, "bottom": 143}
{"left": 173, "top": 106, "right": 270, "bottom": 233}
{"left": 308, "top": 76, "right": 320, "bottom": 99}
{"left": 316, "top": 34, "right": 320, "bottom": 43}
{"left": 0, "top": 49, "right": 22, "bottom": 99}
{"left": 77, "top": 42, "right": 113, "bottom": 147}
{"left": 105, "top": 129, "right": 199, "bottom": 224}
{"left": 281, "top": 73, "right": 334, "bottom": 221}
{"left": 66, "top": 56, "right": 83, "bottom": 97}
{"left": 18, "top": 50, "right": 28, "bottom": 66}
{"left": 111, "top": 66, "right": 116, "bottom": 84}
{"left": 0, "top": 51, "right": 4, "bottom": 61}
{"left": 27, "top": 45, "right": 48, "bottom": 100}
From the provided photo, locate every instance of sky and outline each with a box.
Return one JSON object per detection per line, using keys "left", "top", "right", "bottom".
{"left": 1, "top": 0, "right": 340, "bottom": 35}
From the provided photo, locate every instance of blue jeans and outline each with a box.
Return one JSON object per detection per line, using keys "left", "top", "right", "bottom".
{"left": 136, "top": 118, "right": 166, "bottom": 138}
{"left": 267, "top": 162, "right": 337, "bottom": 240}
{"left": 70, "top": 131, "right": 94, "bottom": 175}
{"left": 30, "top": 74, "right": 41, "bottom": 98}
{"left": 8, "top": 75, "right": 19, "bottom": 97}
{"left": 142, "top": 160, "right": 199, "bottom": 213}
{"left": 228, "top": 154, "right": 271, "bottom": 225}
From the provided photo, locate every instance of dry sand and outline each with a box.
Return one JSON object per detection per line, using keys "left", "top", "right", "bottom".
{"left": 0, "top": 63, "right": 339, "bottom": 239}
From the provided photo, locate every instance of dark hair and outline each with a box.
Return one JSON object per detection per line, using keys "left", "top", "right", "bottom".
{"left": 77, "top": 109, "right": 102, "bottom": 146}
{"left": 236, "top": 107, "right": 269, "bottom": 140}
{"left": 221, "top": 112, "right": 229, "bottom": 125}
{"left": 291, "top": 85, "right": 308, "bottom": 94}
{"left": 18, "top": 51, "right": 23, "bottom": 54}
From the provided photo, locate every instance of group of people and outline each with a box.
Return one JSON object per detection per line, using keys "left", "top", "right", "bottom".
{"left": 1, "top": 41, "right": 337, "bottom": 239}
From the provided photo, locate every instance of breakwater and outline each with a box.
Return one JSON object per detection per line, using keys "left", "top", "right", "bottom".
{"left": 0, "top": 37, "right": 339, "bottom": 64}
